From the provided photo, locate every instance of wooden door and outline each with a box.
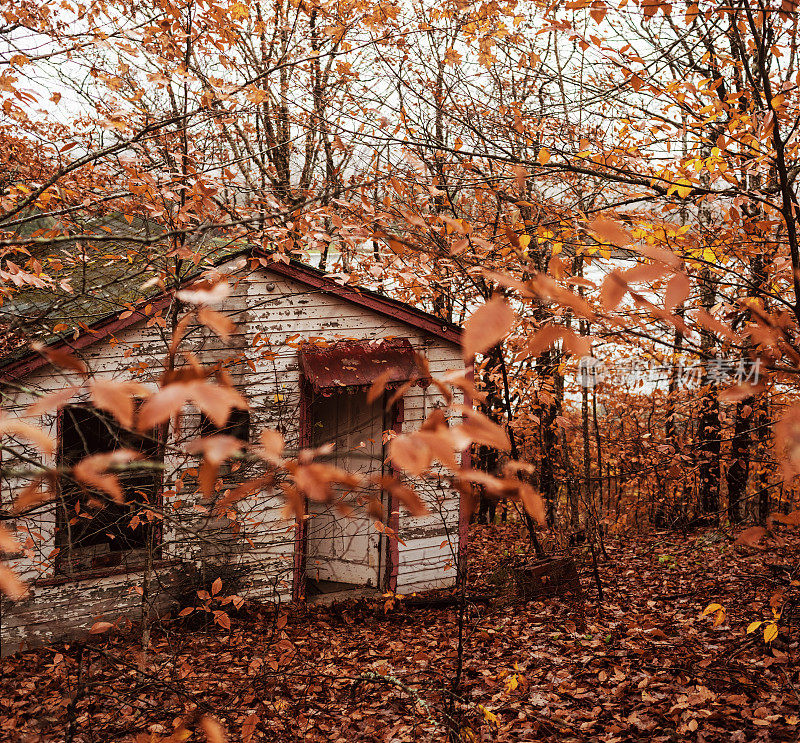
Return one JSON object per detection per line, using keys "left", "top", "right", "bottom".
{"left": 306, "top": 390, "right": 386, "bottom": 587}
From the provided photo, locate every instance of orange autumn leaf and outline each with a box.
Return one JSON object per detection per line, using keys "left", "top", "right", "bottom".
{"left": 587, "top": 216, "right": 633, "bottom": 246}
{"left": 519, "top": 484, "right": 547, "bottom": 526}
{"left": 0, "top": 417, "right": 55, "bottom": 455}
{"left": 73, "top": 450, "right": 142, "bottom": 504}
{"left": 367, "top": 370, "right": 393, "bottom": 404}
{"left": 664, "top": 272, "right": 690, "bottom": 311}
{"left": 462, "top": 295, "right": 515, "bottom": 362}
{"left": 198, "top": 307, "right": 235, "bottom": 340}
{"left": 0, "top": 564, "right": 28, "bottom": 599}
{"left": 91, "top": 379, "right": 138, "bottom": 429}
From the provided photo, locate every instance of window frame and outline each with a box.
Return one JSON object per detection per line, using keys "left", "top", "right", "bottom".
{"left": 54, "top": 403, "right": 164, "bottom": 577}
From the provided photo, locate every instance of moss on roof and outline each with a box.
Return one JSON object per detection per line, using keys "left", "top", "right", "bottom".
{"left": 0, "top": 212, "right": 242, "bottom": 361}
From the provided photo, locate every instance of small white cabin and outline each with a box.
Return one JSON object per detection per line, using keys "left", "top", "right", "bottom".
{"left": 0, "top": 252, "right": 467, "bottom": 654}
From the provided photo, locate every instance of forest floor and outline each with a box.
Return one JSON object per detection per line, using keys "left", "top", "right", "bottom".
{"left": 2, "top": 522, "right": 800, "bottom": 742}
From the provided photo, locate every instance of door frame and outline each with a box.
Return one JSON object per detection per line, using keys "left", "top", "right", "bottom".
{"left": 292, "top": 379, "right": 402, "bottom": 600}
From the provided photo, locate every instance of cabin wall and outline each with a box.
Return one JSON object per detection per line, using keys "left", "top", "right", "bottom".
{"left": 0, "top": 261, "right": 465, "bottom": 653}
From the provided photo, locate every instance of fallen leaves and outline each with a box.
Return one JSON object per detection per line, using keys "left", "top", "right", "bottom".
{"left": 89, "top": 621, "right": 115, "bottom": 634}
{"left": 3, "top": 524, "right": 796, "bottom": 742}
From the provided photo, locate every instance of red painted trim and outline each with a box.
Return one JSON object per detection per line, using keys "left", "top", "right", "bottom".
{"left": 252, "top": 254, "right": 462, "bottom": 346}
{"left": 458, "top": 361, "right": 474, "bottom": 571}
{"left": 386, "top": 396, "right": 403, "bottom": 592}
{"left": 0, "top": 294, "right": 174, "bottom": 382}
{"left": 292, "top": 378, "right": 311, "bottom": 601}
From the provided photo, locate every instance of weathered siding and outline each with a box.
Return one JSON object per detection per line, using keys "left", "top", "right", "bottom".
{"left": 0, "top": 260, "right": 464, "bottom": 653}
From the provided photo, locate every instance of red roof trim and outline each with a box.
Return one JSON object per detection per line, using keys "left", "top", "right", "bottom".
{"left": 0, "top": 253, "right": 462, "bottom": 383}
{"left": 0, "top": 294, "right": 174, "bottom": 383}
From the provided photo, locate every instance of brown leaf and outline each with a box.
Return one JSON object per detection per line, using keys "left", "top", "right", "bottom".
{"left": 455, "top": 470, "right": 510, "bottom": 494}
{"left": 483, "top": 270, "right": 536, "bottom": 299}
{"left": 386, "top": 379, "right": 416, "bottom": 409}
{"left": 719, "top": 382, "right": 764, "bottom": 403}
{"left": 198, "top": 460, "right": 220, "bottom": 501}
{"left": 769, "top": 510, "right": 800, "bottom": 527}
{"left": 519, "top": 484, "right": 546, "bottom": 525}
{"left": 462, "top": 295, "right": 515, "bottom": 361}
{"left": 664, "top": 272, "right": 690, "bottom": 311}
{"left": 734, "top": 525, "right": 767, "bottom": 547}
{"left": 775, "top": 404, "right": 800, "bottom": 476}
{"left": 528, "top": 326, "right": 590, "bottom": 358}
{"left": 176, "top": 280, "right": 230, "bottom": 305}
{"left": 215, "top": 474, "right": 274, "bottom": 513}
{"left": 91, "top": 379, "right": 135, "bottom": 429}
{"left": 599, "top": 271, "right": 628, "bottom": 311}
{"left": 32, "top": 344, "right": 88, "bottom": 376}
{"left": 192, "top": 383, "right": 248, "bottom": 429}
{"left": 440, "top": 370, "right": 487, "bottom": 404}
{"left": 587, "top": 216, "right": 633, "bottom": 246}
{"left": 389, "top": 434, "right": 432, "bottom": 477}
{"left": 0, "top": 564, "right": 28, "bottom": 599}
{"left": 13, "top": 474, "right": 56, "bottom": 513}
{"left": 24, "top": 387, "right": 80, "bottom": 417}
{"left": 528, "top": 274, "right": 596, "bottom": 319}
{"left": 198, "top": 307, "right": 235, "bottom": 341}
{"left": 0, "top": 523, "right": 21, "bottom": 554}
{"left": 548, "top": 255, "right": 566, "bottom": 279}
{"left": 186, "top": 435, "right": 244, "bottom": 466}
{"left": 241, "top": 712, "right": 259, "bottom": 743}
{"left": 169, "top": 311, "right": 195, "bottom": 355}
{"left": 200, "top": 715, "right": 227, "bottom": 743}
{"left": 421, "top": 408, "right": 448, "bottom": 432}
{"left": 259, "top": 429, "right": 285, "bottom": 464}
{"left": 73, "top": 450, "right": 142, "bottom": 504}
{"left": 415, "top": 430, "right": 459, "bottom": 471}
{"left": 0, "top": 418, "right": 55, "bottom": 455}
{"left": 291, "top": 462, "right": 362, "bottom": 502}
{"left": 371, "top": 474, "right": 428, "bottom": 517}
{"left": 694, "top": 310, "right": 737, "bottom": 342}
{"left": 137, "top": 382, "right": 192, "bottom": 430}
{"left": 367, "top": 370, "right": 392, "bottom": 404}
{"left": 454, "top": 406, "right": 511, "bottom": 452}
{"left": 622, "top": 262, "right": 672, "bottom": 284}
{"left": 89, "top": 621, "right": 114, "bottom": 634}
{"left": 635, "top": 243, "right": 682, "bottom": 268}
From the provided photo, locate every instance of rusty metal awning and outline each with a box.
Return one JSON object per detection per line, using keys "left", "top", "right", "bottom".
{"left": 299, "top": 338, "right": 427, "bottom": 392}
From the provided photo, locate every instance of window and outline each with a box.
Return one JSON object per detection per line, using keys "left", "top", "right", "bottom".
{"left": 199, "top": 408, "right": 250, "bottom": 442}
{"left": 198, "top": 408, "right": 250, "bottom": 482}
{"left": 56, "top": 405, "right": 161, "bottom": 575}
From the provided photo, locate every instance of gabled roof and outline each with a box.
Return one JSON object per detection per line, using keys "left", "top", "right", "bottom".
{"left": 0, "top": 248, "right": 462, "bottom": 383}
{"left": 259, "top": 254, "right": 461, "bottom": 345}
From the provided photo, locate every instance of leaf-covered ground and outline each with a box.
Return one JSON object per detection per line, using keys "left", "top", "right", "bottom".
{"left": 2, "top": 523, "right": 799, "bottom": 742}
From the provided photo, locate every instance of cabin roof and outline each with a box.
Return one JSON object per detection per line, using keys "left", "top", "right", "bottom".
{"left": 0, "top": 245, "right": 462, "bottom": 382}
